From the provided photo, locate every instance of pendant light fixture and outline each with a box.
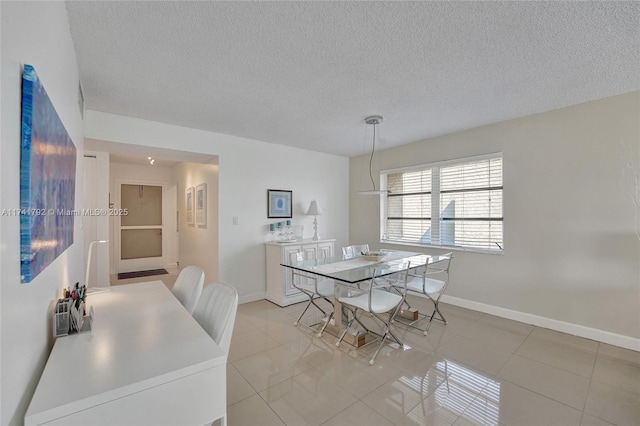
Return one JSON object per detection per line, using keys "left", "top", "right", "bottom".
{"left": 358, "top": 115, "right": 390, "bottom": 195}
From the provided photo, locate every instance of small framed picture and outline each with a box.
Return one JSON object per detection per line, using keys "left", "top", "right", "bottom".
{"left": 196, "top": 183, "right": 207, "bottom": 228}
{"left": 267, "top": 189, "right": 292, "bottom": 218}
{"left": 185, "top": 187, "right": 194, "bottom": 226}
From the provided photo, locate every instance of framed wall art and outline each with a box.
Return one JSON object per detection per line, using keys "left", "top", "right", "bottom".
{"left": 196, "top": 183, "right": 207, "bottom": 228}
{"left": 267, "top": 189, "right": 292, "bottom": 219}
{"left": 185, "top": 187, "right": 194, "bottom": 226}
{"left": 20, "top": 64, "right": 77, "bottom": 283}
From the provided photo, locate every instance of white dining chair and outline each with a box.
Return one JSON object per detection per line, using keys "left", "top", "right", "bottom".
{"left": 192, "top": 282, "right": 239, "bottom": 356}
{"left": 394, "top": 253, "right": 453, "bottom": 335}
{"left": 341, "top": 244, "right": 370, "bottom": 257}
{"left": 291, "top": 252, "right": 334, "bottom": 337}
{"left": 171, "top": 265, "right": 205, "bottom": 314}
{"left": 335, "top": 262, "right": 410, "bottom": 365}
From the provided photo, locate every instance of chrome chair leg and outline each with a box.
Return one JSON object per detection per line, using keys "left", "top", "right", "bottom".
{"left": 368, "top": 311, "right": 403, "bottom": 365}
{"left": 369, "top": 333, "right": 387, "bottom": 365}
{"left": 336, "top": 308, "right": 357, "bottom": 347}
{"left": 310, "top": 296, "right": 331, "bottom": 319}
{"left": 335, "top": 263, "right": 411, "bottom": 365}
{"left": 352, "top": 310, "right": 373, "bottom": 335}
{"left": 293, "top": 290, "right": 314, "bottom": 325}
{"left": 384, "top": 311, "right": 405, "bottom": 346}
{"left": 393, "top": 253, "right": 453, "bottom": 336}
{"left": 291, "top": 252, "right": 335, "bottom": 335}
{"left": 317, "top": 312, "right": 333, "bottom": 337}
{"left": 294, "top": 291, "right": 334, "bottom": 338}
{"left": 433, "top": 300, "right": 447, "bottom": 324}
{"left": 316, "top": 294, "right": 334, "bottom": 337}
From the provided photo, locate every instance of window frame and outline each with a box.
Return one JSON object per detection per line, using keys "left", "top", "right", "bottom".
{"left": 380, "top": 152, "right": 504, "bottom": 254}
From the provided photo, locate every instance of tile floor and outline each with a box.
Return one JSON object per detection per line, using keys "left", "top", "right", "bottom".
{"left": 226, "top": 297, "right": 640, "bottom": 426}
{"left": 108, "top": 273, "right": 639, "bottom": 426}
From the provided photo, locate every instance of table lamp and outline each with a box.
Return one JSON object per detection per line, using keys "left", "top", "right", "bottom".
{"left": 306, "top": 200, "right": 323, "bottom": 241}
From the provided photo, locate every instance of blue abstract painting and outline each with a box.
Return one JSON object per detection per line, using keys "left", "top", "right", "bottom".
{"left": 20, "top": 64, "right": 77, "bottom": 283}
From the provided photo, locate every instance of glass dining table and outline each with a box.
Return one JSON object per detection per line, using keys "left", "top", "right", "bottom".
{"left": 281, "top": 249, "right": 450, "bottom": 346}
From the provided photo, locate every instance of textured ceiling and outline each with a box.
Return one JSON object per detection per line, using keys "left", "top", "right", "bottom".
{"left": 66, "top": 1, "right": 639, "bottom": 157}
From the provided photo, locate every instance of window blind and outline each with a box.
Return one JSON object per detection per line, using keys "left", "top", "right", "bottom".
{"left": 382, "top": 154, "right": 503, "bottom": 252}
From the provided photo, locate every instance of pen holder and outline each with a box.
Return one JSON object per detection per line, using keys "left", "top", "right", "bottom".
{"left": 53, "top": 297, "right": 90, "bottom": 337}
{"left": 53, "top": 298, "right": 72, "bottom": 337}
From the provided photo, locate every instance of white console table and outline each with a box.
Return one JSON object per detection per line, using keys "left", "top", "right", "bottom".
{"left": 265, "top": 239, "right": 335, "bottom": 306}
{"left": 24, "top": 281, "right": 227, "bottom": 426}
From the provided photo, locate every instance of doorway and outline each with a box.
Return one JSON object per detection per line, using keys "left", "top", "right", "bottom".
{"left": 84, "top": 141, "right": 218, "bottom": 285}
{"left": 117, "top": 181, "right": 166, "bottom": 273}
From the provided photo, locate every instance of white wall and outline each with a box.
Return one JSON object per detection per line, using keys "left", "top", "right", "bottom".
{"left": 0, "top": 2, "right": 84, "bottom": 424}
{"left": 175, "top": 161, "right": 219, "bottom": 283}
{"left": 350, "top": 92, "right": 640, "bottom": 350}
{"left": 109, "top": 162, "right": 179, "bottom": 273}
{"left": 84, "top": 111, "right": 351, "bottom": 303}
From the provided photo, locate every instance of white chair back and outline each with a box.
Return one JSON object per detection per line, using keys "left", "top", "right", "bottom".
{"left": 353, "top": 244, "right": 370, "bottom": 255}
{"left": 171, "top": 265, "right": 205, "bottom": 314}
{"left": 342, "top": 244, "right": 370, "bottom": 257}
{"left": 192, "top": 282, "right": 239, "bottom": 355}
{"left": 342, "top": 246, "right": 354, "bottom": 256}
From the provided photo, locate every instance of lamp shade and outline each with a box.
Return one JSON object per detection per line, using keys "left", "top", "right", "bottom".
{"left": 306, "top": 200, "right": 323, "bottom": 216}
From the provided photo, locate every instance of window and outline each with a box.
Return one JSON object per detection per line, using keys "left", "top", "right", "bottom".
{"left": 381, "top": 153, "right": 503, "bottom": 253}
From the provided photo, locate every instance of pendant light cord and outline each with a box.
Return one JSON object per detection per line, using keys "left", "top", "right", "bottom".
{"left": 369, "top": 123, "right": 377, "bottom": 191}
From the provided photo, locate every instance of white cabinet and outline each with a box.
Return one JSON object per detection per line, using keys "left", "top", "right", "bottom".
{"left": 265, "top": 239, "right": 335, "bottom": 307}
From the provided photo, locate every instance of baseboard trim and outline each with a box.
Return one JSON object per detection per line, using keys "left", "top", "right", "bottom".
{"left": 441, "top": 295, "right": 640, "bottom": 352}
{"left": 238, "top": 290, "right": 640, "bottom": 351}
{"left": 240, "top": 291, "right": 266, "bottom": 305}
